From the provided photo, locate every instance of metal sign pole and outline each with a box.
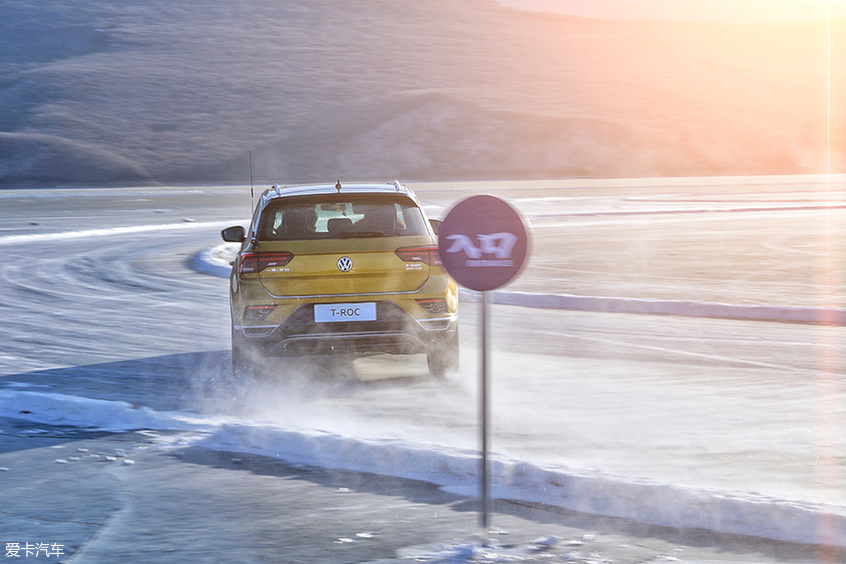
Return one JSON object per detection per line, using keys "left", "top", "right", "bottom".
{"left": 480, "top": 290, "right": 490, "bottom": 530}
{"left": 437, "top": 195, "right": 529, "bottom": 536}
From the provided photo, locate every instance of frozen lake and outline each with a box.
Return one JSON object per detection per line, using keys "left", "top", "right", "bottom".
{"left": 1, "top": 176, "right": 845, "bottom": 553}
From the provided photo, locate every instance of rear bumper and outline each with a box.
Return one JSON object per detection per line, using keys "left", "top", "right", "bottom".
{"left": 234, "top": 301, "right": 457, "bottom": 357}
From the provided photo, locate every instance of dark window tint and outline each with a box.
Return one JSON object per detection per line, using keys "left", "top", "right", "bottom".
{"left": 258, "top": 195, "right": 429, "bottom": 241}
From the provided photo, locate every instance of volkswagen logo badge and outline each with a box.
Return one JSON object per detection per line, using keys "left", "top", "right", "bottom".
{"left": 337, "top": 256, "right": 353, "bottom": 272}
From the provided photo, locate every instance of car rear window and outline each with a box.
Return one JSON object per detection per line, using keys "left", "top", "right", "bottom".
{"left": 257, "top": 195, "right": 430, "bottom": 241}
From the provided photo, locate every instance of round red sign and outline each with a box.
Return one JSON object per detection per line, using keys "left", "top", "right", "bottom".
{"left": 438, "top": 195, "right": 529, "bottom": 292}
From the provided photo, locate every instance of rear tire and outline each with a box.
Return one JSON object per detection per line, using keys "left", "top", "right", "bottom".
{"left": 427, "top": 330, "right": 459, "bottom": 377}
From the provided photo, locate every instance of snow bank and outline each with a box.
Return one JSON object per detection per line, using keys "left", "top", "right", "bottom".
{"left": 0, "top": 220, "right": 240, "bottom": 247}
{"left": 202, "top": 422, "right": 846, "bottom": 547}
{"left": 2, "top": 388, "right": 844, "bottom": 548}
{"left": 189, "top": 242, "right": 239, "bottom": 278}
{"left": 0, "top": 389, "right": 212, "bottom": 433}
{"left": 481, "top": 290, "right": 846, "bottom": 325}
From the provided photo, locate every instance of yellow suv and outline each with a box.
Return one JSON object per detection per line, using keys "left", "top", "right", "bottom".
{"left": 221, "top": 182, "right": 459, "bottom": 377}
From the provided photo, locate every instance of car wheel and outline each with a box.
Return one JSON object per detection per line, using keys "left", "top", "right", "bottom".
{"left": 427, "top": 329, "right": 459, "bottom": 377}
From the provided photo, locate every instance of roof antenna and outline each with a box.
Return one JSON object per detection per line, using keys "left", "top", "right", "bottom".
{"left": 335, "top": 179, "right": 342, "bottom": 193}
{"left": 249, "top": 150, "right": 254, "bottom": 211}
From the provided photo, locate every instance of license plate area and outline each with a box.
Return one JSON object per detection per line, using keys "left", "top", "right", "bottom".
{"left": 314, "top": 303, "right": 377, "bottom": 323}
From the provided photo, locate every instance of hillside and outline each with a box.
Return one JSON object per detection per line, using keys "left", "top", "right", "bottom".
{"left": 0, "top": 0, "right": 843, "bottom": 187}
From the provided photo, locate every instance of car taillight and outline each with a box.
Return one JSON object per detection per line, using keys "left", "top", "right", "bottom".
{"left": 395, "top": 246, "right": 441, "bottom": 266}
{"left": 239, "top": 252, "right": 294, "bottom": 274}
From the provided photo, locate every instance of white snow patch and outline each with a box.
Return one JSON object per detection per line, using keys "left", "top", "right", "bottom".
{"left": 0, "top": 388, "right": 842, "bottom": 547}
{"left": 0, "top": 221, "right": 242, "bottom": 247}
{"left": 399, "top": 537, "right": 560, "bottom": 562}
{"left": 2, "top": 381, "right": 52, "bottom": 389}
{"left": 486, "top": 290, "right": 846, "bottom": 324}
{"left": 0, "top": 389, "right": 214, "bottom": 433}
{"left": 189, "top": 242, "right": 241, "bottom": 277}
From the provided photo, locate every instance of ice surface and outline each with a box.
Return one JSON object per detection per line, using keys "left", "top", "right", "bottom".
{"left": 1, "top": 388, "right": 844, "bottom": 547}
{"left": 3, "top": 185, "right": 845, "bottom": 553}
